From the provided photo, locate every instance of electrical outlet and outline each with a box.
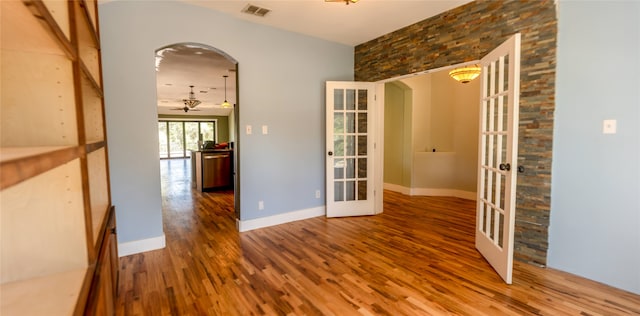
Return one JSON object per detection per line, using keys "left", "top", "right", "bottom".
{"left": 315, "top": 190, "right": 321, "bottom": 199}
{"left": 258, "top": 200, "right": 264, "bottom": 210}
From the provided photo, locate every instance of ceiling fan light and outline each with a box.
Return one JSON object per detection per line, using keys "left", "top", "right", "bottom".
{"left": 449, "top": 65, "right": 481, "bottom": 83}
{"left": 184, "top": 99, "right": 201, "bottom": 108}
{"left": 183, "top": 85, "right": 202, "bottom": 108}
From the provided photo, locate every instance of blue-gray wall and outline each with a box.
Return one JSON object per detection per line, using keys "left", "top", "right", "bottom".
{"left": 99, "top": 1, "right": 353, "bottom": 244}
{"left": 549, "top": 1, "right": 640, "bottom": 294}
{"left": 100, "top": 0, "right": 640, "bottom": 295}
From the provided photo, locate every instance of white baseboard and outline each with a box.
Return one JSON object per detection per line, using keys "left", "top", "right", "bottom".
{"left": 383, "top": 183, "right": 411, "bottom": 195}
{"left": 410, "top": 188, "right": 476, "bottom": 200}
{"left": 118, "top": 234, "right": 166, "bottom": 257}
{"left": 237, "top": 206, "right": 326, "bottom": 232}
{"left": 383, "top": 183, "right": 476, "bottom": 200}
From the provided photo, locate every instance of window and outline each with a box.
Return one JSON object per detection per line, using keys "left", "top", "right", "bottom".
{"left": 158, "top": 120, "right": 217, "bottom": 158}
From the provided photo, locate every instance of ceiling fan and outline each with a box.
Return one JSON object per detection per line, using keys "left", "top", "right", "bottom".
{"left": 325, "top": 0, "right": 359, "bottom": 4}
{"left": 172, "top": 105, "right": 201, "bottom": 113}
{"left": 171, "top": 85, "right": 202, "bottom": 113}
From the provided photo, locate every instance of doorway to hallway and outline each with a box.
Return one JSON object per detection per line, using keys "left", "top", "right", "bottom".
{"left": 159, "top": 158, "right": 234, "bottom": 211}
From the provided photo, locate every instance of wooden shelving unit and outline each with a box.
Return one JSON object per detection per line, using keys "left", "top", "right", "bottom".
{"left": 0, "top": 0, "right": 117, "bottom": 315}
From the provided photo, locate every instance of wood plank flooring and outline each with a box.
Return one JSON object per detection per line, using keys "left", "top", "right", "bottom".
{"left": 116, "top": 159, "right": 640, "bottom": 315}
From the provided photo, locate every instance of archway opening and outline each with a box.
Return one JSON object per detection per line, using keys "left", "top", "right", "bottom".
{"left": 154, "top": 42, "right": 240, "bottom": 219}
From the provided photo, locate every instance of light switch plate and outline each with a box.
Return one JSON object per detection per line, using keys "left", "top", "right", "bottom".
{"left": 603, "top": 119, "right": 616, "bottom": 134}
{"left": 262, "top": 125, "right": 268, "bottom": 135}
{"left": 246, "top": 125, "right": 252, "bottom": 135}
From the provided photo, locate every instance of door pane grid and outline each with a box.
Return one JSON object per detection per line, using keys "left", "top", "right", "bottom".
{"left": 480, "top": 55, "right": 511, "bottom": 245}
{"left": 481, "top": 60, "right": 505, "bottom": 242}
{"left": 333, "top": 88, "right": 369, "bottom": 202}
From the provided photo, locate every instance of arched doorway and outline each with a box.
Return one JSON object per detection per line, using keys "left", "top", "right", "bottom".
{"left": 155, "top": 43, "right": 240, "bottom": 219}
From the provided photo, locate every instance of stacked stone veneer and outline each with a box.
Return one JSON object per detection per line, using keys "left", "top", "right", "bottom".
{"left": 355, "top": 0, "right": 557, "bottom": 266}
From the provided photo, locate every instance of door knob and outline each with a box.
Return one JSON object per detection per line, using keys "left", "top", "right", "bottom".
{"left": 499, "top": 163, "right": 511, "bottom": 171}
{"left": 328, "top": 151, "right": 333, "bottom": 156}
{"left": 518, "top": 166, "right": 525, "bottom": 173}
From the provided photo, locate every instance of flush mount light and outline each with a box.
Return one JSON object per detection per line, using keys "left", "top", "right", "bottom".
{"left": 449, "top": 65, "right": 481, "bottom": 83}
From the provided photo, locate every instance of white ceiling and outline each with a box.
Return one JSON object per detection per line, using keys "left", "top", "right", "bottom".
{"left": 185, "top": 0, "right": 471, "bottom": 46}
{"left": 156, "top": 44, "right": 237, "bottom": 116}
{"left": 155, "top": 0, "right": 471, "bottom": 116}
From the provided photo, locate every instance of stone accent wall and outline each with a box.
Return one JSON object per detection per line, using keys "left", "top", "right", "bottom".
{"left": 355, "top": 0, "right": 557, "bottom": 266}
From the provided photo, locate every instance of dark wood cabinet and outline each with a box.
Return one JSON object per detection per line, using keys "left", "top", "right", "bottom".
{"left": 85, "top": 207, "right": 118, "bottom": 316}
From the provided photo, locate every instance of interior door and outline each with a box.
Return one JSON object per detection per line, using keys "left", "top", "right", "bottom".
{"left": 475, "top": 33, "right": 521, "bottom": 284}
{"left": 326, "top": 82, "right": 376, "bottom": 217}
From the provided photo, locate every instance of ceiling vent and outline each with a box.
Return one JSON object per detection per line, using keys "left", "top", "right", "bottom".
{"left": 242, "top": 4, "right": 271, "bottom": 17}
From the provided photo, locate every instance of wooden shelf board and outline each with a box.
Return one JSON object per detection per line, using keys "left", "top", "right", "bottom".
{"left": 0, "top": 146, "right": 81, "bottom": 190}
{"left": 1, "top": 268, "right": 87, "bottom": 316}
{"left": 0, "top": 146, "right": 70, "bottom": 163}
{"left": 88, "top": 148, "right": 110, "bottom": 245}
{"left": 85, "top": 141, "right": 106, "bottom": 154}
{"left": 40, "top": 0, "right": 71, "bottom": 41}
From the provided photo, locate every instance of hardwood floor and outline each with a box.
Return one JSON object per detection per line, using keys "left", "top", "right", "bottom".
{"left": 116, "top": 159, "right": 640, "bottom": 315}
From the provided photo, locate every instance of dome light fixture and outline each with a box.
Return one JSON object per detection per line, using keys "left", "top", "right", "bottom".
{"left": 449, "top": 65, "right": 481, "bottom": 83}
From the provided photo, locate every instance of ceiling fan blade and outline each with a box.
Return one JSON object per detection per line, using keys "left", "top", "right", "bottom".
{"left": 170, "top": 106, "right": 201, "bottom": 112}
{"left": 325, "top": 0, "right": 358, "bottom": 4}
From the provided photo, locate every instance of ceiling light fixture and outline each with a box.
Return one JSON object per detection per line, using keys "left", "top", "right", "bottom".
{"left": 449, "top": 65, "right": 481, "bottom": 83}
{"left": 183, "top": 85, "right": 201, "bottom": 108}
{"left": 221, "top": 75, "right": 232, "bottom": 108}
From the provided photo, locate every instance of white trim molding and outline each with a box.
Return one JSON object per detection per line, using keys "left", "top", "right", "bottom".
{"left": 411, "top": 188, "right": 476, "bottom": 200}
{"left": 384, "top": 183, "right": 476, "bottom": 200}
{"left": 237, "top": 206, "right": 326, "bottom": 232}
{"left": 118, "top": 234, "right": 166, "bottom": 257}
{"left": 383, "top": 183, "right": 411, "bottom": 195}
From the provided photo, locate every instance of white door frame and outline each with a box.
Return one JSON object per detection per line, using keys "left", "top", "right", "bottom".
{"left": 370, "top": 36, "right": 520, "bottom": 285}
{"left": 325, "top": 81, "right": 384, "bottom": 217}
{"left": 371, "top": 62, "right": 480, "bottom": 210}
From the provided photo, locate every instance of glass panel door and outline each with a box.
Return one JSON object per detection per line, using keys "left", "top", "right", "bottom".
{"left": 168, "top": 122, "right": 185, "bottom": 158}
{"left": 200, "top": 122, "right": 214, "bottom": 142}
{"left": 185, "top": 122, "right": 199, "bottom": 156}
{"left": 158, "top": 122, "right": 168, "bottom": 159}
{"left": 158, "top": 120, "right": 217, "bottom": 159}
{"left": 475, "top": 34, "right": 521, "bottom": 284}
{"left": 326, "top": 82, "right": 375, "bottom": 217}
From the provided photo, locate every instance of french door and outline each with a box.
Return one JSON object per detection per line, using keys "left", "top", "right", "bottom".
{"left": 475, "top": 34, "right": 521, "bottom": 284}
{"left": 325, "top": 82, "right": 376, "bottom": 217}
